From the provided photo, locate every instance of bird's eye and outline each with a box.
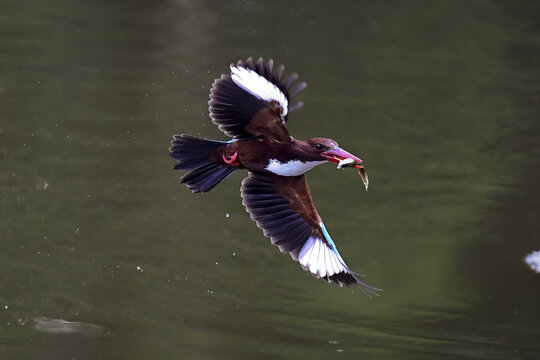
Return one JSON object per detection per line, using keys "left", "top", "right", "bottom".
{"left": 316, "top": 143, "right": 324, "bottom": 150}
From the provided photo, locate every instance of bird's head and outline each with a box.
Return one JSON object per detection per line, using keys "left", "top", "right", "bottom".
{"left": 307, "top": 138, "right": 364, "bottom": 169}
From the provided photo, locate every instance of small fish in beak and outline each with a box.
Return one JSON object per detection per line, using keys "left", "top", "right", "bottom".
{"left": 335, "top": 158, "right": 368, "bottom": 191}
{"left": 337, "top": 158, "right": 356, "bottom": 169}
{"left": 358, "top": 167, "right": 369, "bottom": 191}
{"left": 321, "top": 147, "right": 369, "bottom": 191}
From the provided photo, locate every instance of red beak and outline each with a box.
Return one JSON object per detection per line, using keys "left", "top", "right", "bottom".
{"left": 321, "top": 147, "right": 363, "bottom": 169}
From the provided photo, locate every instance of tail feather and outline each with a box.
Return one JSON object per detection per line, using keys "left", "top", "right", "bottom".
{"left": 169, "top": 134, "right": 235, "bottom": 193}
{"left": 181, "top": 163, "right": 235, "bottom": 193}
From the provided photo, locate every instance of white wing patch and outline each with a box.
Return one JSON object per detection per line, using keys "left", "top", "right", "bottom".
{"left": 299, "top": 236, "right": 348, "bottom": 278}
{"left": 230, "top": 66, "right": 289, "bottom": 116}
{"left": 265, "top": 159, "right": 325, "bottom": 176}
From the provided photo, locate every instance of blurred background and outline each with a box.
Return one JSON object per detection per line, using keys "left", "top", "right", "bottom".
{"left": 1, "top": 0, "right": 539, "bottom": 359}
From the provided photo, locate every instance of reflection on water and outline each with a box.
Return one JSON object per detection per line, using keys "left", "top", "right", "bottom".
{"left": 1, "top": 0, "right": 540, "bottom": 359}
{"left": 525, "top": 250, "right": 540, "bottom": 273}
{"left": 33, "top": 317, "right": 104, "bottom": 336}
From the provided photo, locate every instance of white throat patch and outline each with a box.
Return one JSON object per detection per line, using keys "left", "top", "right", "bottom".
{"left": 230, "top": 66, "right": 289, "bottom": 116}
{"left": 265, "top": 159, "right": 325, "bottom": 176}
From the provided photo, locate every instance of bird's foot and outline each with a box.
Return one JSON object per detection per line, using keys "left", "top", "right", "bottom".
{"left": 222, "top": 152, "right": 240, "bottom": 167}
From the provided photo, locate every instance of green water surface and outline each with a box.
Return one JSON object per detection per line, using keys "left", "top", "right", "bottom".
{"left": 1, "top": 1, "right": 539, "bottom": 359}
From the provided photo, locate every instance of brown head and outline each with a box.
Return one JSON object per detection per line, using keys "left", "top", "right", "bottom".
{"left": 304, "top": 137, "right": 364, "bottom": 168}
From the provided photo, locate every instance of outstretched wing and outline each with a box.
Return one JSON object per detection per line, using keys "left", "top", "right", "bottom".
{"left": 240, "top": 172, "right": 380, "bottom": 295}
{"left": 209, "top": 57, "right": 306, "bottom": 141}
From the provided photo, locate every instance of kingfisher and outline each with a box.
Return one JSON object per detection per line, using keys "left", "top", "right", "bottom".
{"left": 169, "top": 57, "right": 379, "bottom": 296}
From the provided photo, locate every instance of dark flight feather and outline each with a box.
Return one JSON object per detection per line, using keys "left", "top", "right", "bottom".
{"left": 208, "top": 57, "right": 307, "bottom": 140}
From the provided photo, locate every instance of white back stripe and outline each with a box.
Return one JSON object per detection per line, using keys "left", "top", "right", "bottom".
{"left": 230, "top": 66, "right": 289, "bottom": 116}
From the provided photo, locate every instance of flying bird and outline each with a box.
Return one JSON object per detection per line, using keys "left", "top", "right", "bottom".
{"left": 169, "top": 57, "right": 379, "bottom": 295}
